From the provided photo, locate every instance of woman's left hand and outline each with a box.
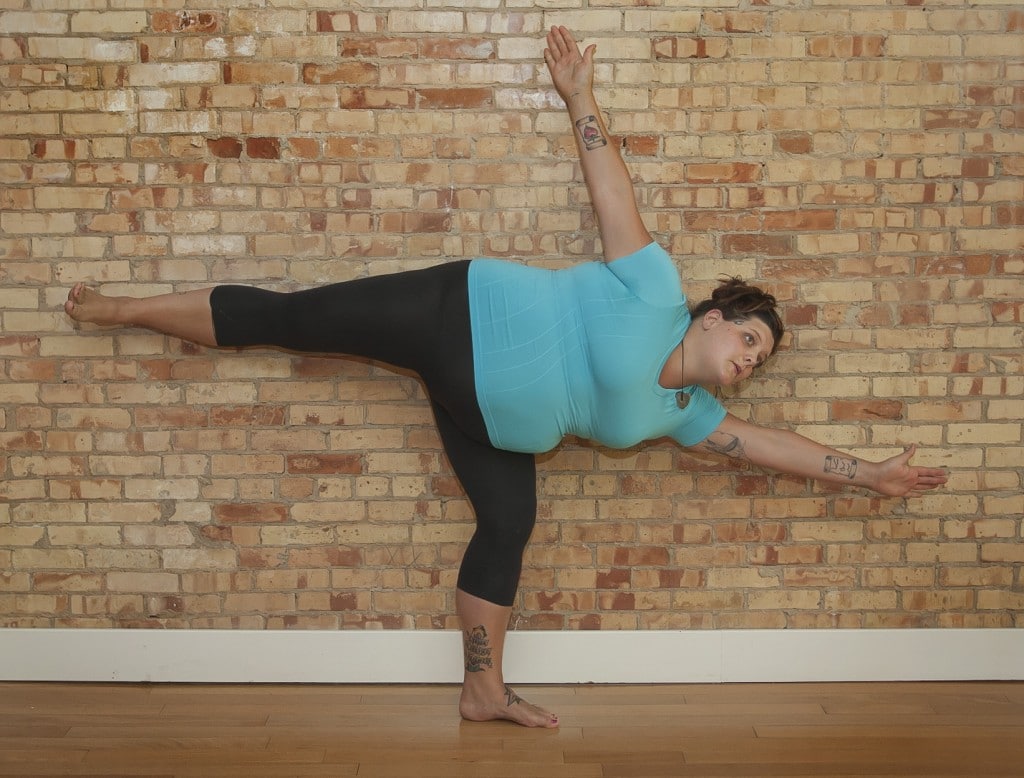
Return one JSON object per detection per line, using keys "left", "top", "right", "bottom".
{"left": 543, "top": 26, "right": 596, "bottom": 104}
{"left": 872, "top": 445, "right": 949, "bottom": 497}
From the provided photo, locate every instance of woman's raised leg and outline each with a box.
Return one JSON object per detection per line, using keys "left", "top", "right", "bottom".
{"left": 65, "top": 283, "right": 217, "bottom": 347}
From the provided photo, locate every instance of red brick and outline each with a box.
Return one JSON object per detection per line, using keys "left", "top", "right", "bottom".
{"left": 831, "top": 399, "right": 905, "bottom": 421}
{"left": 657, "top": 569, "right": 705, "bottom": 588}
{"left": 599, "top": 592, "right": 636, "bottom": 611}
{"left": 214, "top": 503, "right": 289, "bottom": 524}
{"left": 418, "top": 88, "right": 493, "bottom": 109}
{"left": 302, "top": 62, "right": 377, "bottom": 85}
{"left": 777, "top": 133, "right": 812, "bottom": 154}
{"left": 246, "top": 137, "right": 281, "bottom": 160}
{"left": 653, "top": 37, "right": 728, "bottom": 60}
{"left": 287, "top": 137, "right": 320, "bottom": 159}
{"left": 923, "top": 109, "right": 989, "bottom": 129}
{"left": 763, "top": 209, "right": 837, "bottom": 231}
{"left": 782, "top": 303, "right": 815, "bottom": 325}
{"left": 225, "top": 63, "right": 300, "bottom": 85}
{"left": 340, "top": 37, "right": 417, "bottom": 58}
{"left": 286, "top": 454, "right": 362, "bottom": 474}
{"left": 379, "top": 211, "right": 451, "bottom": 233}
{"left": 721, "top": 234, "right": 793, "bottom": 256}
{"left": 330, "top": 592, "right": 359, "bottom": 611}
{"left": 705, "top": 11, "right": 766, "bottom": 34}
{"left": 624, "top": 135, "right": 659, "bottom": 156}
{"left": 994, "top": 205, "right": 1024, "bottom": 225}
{"left": 596, "top": 569, "right": 631, "bottom": 589}
{"left": 610, "top": 547, "right": 671, "bottom": 566}
{"left": 210, "top": 406, "right": 287, "bottom": 427}
{"left": 715, "top": 521, "right": 787, "bottom": 543}
{"left": 685, "top": 210, "right": 760, "bottom": 232}
{"left": 316, "top": 11, "right": 341, "bottom": 32}
{"left": 207, "top": 137, "right": 242, "bottom": 158}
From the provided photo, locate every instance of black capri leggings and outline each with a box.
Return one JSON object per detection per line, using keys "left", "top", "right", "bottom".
{"left": 209, "top": 261, "right": 536, "bottom": 607}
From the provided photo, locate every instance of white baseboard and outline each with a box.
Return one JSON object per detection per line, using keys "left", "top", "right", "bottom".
{"left": 2, "top": 628, "right": 1021, "bottom": 684}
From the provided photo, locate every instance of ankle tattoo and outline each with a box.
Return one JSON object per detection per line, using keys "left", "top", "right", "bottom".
{"left": 464, "top": 625, "right": 493, "bottom": 672}
{"left": 504, "top": 684, "right": 523, "bottom": 707}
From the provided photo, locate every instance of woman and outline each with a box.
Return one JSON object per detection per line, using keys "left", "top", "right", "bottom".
{"left": 65, "top": 27, "right": 948, "bottom": 728}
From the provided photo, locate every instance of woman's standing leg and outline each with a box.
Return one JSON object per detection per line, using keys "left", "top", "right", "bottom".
{"left": 430, "top": 402, "right": 558, "bottom": 728}
{"left": 456, "top": 589, "right": 558, "bottom": 727}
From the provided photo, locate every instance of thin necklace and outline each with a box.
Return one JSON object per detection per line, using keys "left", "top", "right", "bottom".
{"left": 675, "top": 340, "right": 689, "bottom": 409}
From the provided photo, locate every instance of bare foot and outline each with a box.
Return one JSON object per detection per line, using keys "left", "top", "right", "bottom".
{"left": 65, "top": 282, "right": 125, "bottom": 326}
{"left": 459, "top": 683, "right": 559, "bottom": 728}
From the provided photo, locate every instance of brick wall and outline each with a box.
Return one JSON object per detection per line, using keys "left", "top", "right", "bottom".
{"left": 1, "top": 2, "right": 1021, "bottom": 632}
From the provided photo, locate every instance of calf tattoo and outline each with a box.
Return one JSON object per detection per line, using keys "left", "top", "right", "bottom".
{"left": 464, "top": 625, "right": 493, "bottom": 672}
{"left": 574, "top": 115, "right": 608, "bottom": 150}
{"left": 824, "top": 455, "right": 858, "bottom": 480}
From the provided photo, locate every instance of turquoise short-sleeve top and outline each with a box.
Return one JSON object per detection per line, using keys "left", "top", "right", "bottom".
{"left": 467, "top": 242, "right": 726, "bottom": 454}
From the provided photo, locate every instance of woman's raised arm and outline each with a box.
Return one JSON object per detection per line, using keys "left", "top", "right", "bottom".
{"left": 544, "top": 26, "right": 651, "bottom": 262}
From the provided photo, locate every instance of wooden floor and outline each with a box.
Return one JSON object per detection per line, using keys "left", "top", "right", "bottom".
{"left": 0, "top": 682, "right": 1022, "bottom": 777}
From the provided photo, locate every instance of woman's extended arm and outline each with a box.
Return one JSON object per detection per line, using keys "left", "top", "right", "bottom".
{"left": 702, "top": 414, "right": 949, "bottom": 497}
{"left": 544, "top": 26, "right": 651, "bottom": 262}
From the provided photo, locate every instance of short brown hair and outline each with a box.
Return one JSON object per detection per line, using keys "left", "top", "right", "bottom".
{"left": 691, "top": 276, "right": 784, "bottom": 358}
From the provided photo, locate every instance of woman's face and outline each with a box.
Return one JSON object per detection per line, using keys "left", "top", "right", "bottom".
{"left": 700, "top": 310, "right": 775, "bottom": 387}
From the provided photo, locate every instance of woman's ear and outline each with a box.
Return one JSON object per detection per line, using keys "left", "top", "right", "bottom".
{"left": 701, "top": 309, "right": 723, "bottom": 330}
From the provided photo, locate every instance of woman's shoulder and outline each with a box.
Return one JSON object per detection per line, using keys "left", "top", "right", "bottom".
{"left": 604, "top": 242, "right": 682, "bottom": 305}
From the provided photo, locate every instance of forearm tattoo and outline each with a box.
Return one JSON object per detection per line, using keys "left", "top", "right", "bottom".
{"left": 702, "top": 432, "right": 746, "bottom": 460}
{"left": 824, "top": 455, "right": 858, "bottom": 480}
{"left": 464, "top": 625, "right": 493, "bottom": 672}
{"left": 574, "top": 115, "right": 608, "bottom": 150}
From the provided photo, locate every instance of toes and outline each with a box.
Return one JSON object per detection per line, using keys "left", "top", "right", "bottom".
{"left": 66, "top": 283, "right": 82, "bottom": 310}
{"left": 65, "top": 283, "right": 89, "bottom": 319}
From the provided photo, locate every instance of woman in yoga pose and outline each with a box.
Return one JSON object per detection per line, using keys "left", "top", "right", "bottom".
{"left": 66, "top": 27, "right": 948, "bottom": 728}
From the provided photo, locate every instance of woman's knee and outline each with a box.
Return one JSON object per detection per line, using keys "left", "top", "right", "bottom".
{"left": 457, "top": 498, "right": 537, "bottom": 606}
{"left": 478, "top": 492, "right": 537, "bottom": 550}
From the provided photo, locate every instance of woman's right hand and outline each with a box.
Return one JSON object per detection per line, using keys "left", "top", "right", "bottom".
{"left": 543, "top": 26, "right": 596, "bottom": 105}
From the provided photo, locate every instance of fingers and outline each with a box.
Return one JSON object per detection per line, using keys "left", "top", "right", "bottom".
{"left": 545, "top": 25, "right": 578, "bottom": 61}
{"left": 913, "top": 465, "right": 948, "bottom": 486}
{"left": 553, "top": 25, "right": 576, "bottom": 52}
{"left": 908, "top": 469, "right": 948, "bottom": 494}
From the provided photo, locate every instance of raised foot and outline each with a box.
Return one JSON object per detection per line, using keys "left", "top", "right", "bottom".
{"left": 64, "top": 282, "right": 123, "bottom": 326}
{"left": 460, "top": 684, "right": 559, "bottom": 728}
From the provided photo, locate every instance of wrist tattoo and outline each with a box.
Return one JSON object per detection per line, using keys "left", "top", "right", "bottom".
{"left": 574, "top": 115, "right": 607, "bottom": 150}
{"left": 824, "top": 455, "right": 858, "bottom": 480}
{"left": 464, "top": 625, "right": 493, "bottom": 672}
{"left": 702, "top": 432, "right": 746, "bottom": 460}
